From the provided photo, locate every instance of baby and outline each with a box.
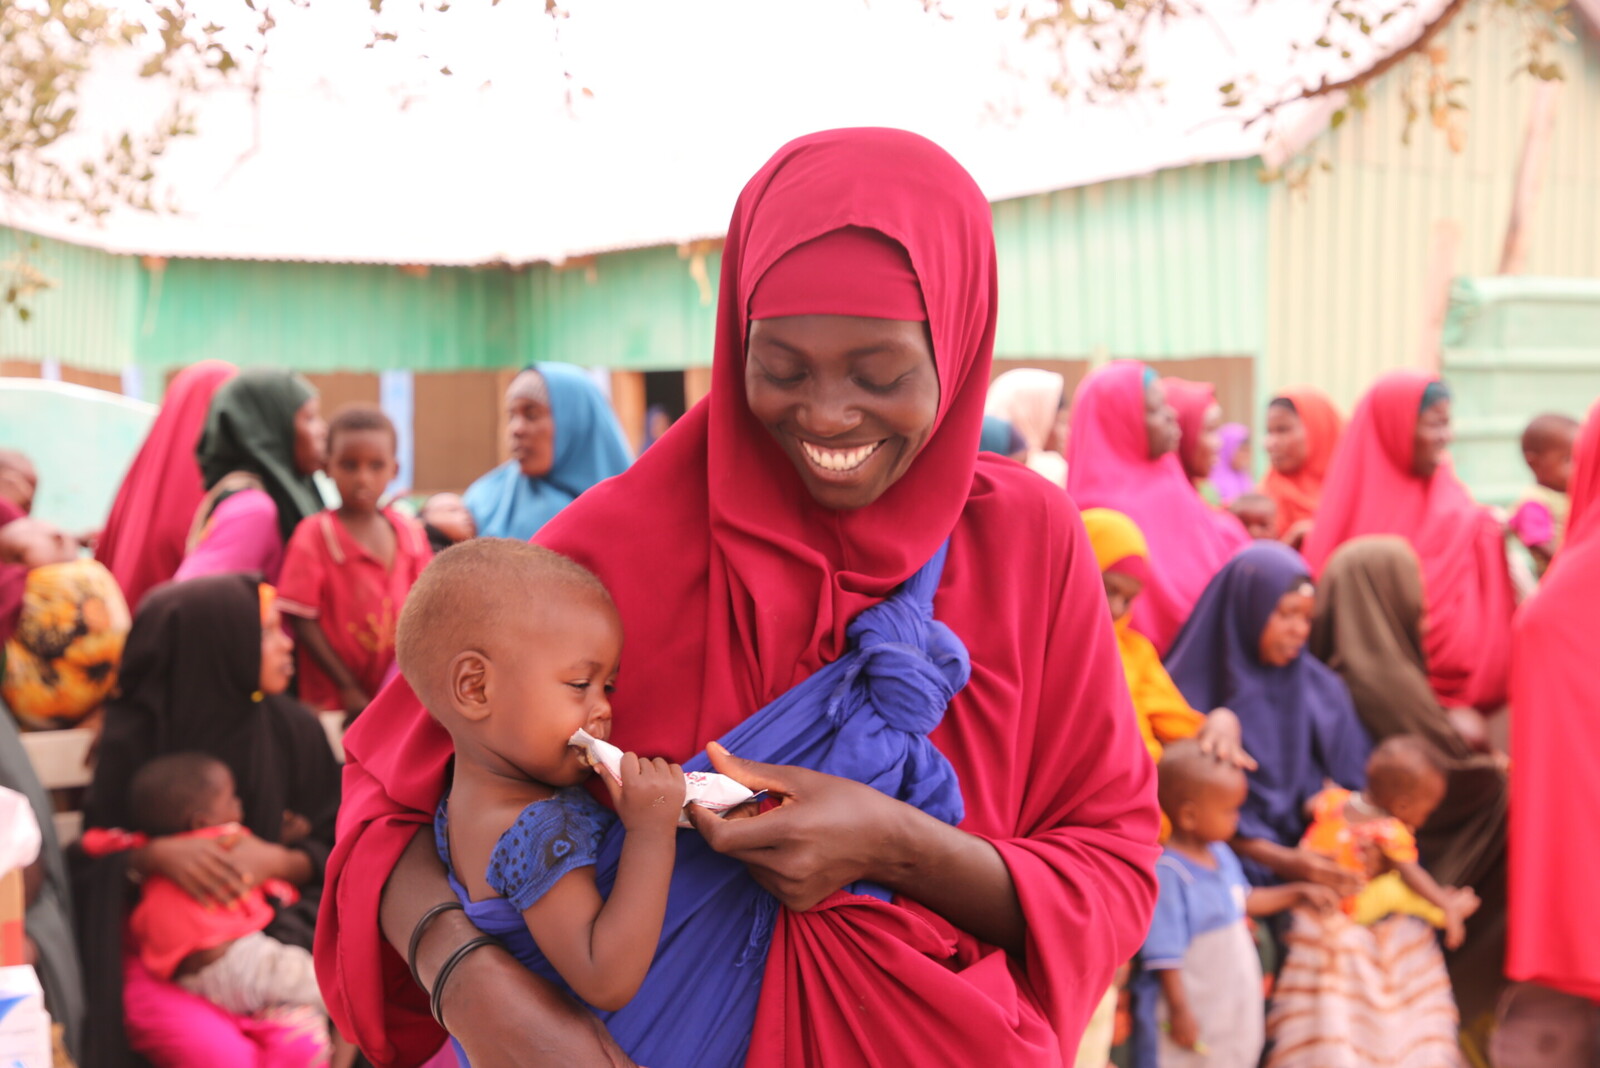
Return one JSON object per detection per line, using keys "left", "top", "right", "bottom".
{"left": 110, "top": 753, "right": 323, "bottom": 1015}
{"left": 1227, "top": 493, "right": 1278, "bottom": 542}
{"left": 1509, "top": 413, "right": 1579, "bottom": 576}
{"left": 1133, "top": 741, "right": 1335, "bottom": 1068}
{"left": 398, "top": 538, "right": 686, "bottom": 1012}
{"left": 1299, "top": 735, "right": 1480, "bottom": 948}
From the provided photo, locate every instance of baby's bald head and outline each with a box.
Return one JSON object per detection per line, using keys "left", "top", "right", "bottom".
{"left": 396, "top": 538, "right": 615, "bottom": 717}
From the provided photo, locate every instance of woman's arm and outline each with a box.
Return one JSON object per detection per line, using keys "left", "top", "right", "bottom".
{"left": 687, "top": 745, "right": 1026, "bottom": 954}
{"left": 381, "top": 825, "right": 638, "bottom": 1068}
{"left": 1229, "top": 836, "right": 1364, "bottom": 896}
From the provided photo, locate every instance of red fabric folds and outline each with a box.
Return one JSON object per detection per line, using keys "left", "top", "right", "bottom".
{"left": 96, "top": 360, "right": 238, "bottom": 608}
{"left": 1067, "top": 362, "right": 1250, "bottom": 653}
{"left": 317, "top": 128, "right": 1158, "bottom": 1067}
{"left": 1259, "top": 386, "right": 1344, "bottom": 539}
{"left": 0, "top": 497, "right": 24, "bottom": 646}
{"left": 1508, "top": 398, "right": 1600, "bottom": 1000}
{"left": 1302, "top": 370, "right": 1514, "bottom": 710}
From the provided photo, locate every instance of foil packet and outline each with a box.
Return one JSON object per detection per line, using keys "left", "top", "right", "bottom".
{"left": 568, "top": 729, "right": 757, "bottom": 824}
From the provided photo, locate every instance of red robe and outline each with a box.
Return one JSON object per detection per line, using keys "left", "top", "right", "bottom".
{"left": 1508, "top": 397, "right": 1600, "bottom": 999}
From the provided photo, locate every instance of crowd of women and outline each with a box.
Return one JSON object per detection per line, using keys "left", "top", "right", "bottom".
{"left": 0, "top": 127, "right": 1595, "bottom": 1068}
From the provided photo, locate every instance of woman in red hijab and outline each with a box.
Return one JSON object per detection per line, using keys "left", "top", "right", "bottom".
{"left": 1162, "top": 377, "right": 1224, "bottom": 501}
{"left": 1506, "top": 398, "right": 1600, "bottom": 1014}
{"left": 1302, "top": 371, "right": 1514, "bottom": 712}
{"left": 315, "top": 129, "right": 1159, "bottom": 1068}
{"left": 1260, "top": 387, "right": 1345, "bottom": 547}
{"left": 1068, "top": 364, "right": 1250, "bottom": 653}
{"left": 95, "top": 360, "right": 237, "bottom": 608}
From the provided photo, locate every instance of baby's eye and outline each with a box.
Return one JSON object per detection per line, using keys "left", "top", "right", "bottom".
{"left": 566, "top": 680, "right": 590, "bottom": 693}
{"left": 604, "top": 681, "right": 618, "bottom": 694}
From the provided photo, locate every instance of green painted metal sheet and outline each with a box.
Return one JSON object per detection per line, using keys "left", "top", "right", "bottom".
{"left": 0, "top": 231, "right": 140, "bottom": 374}
{"left": 992, "top": 159, "right": 1269, "bottom": 362}
{"left": 1441, "top": 276, "right": 1600, "bottom": 506}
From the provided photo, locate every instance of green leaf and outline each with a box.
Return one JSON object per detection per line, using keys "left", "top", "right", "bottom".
{"left": 1330, "top": 108, "right": 1347, "bottom": 129}
{"left": 16, "top": 307, "right": 29, "bottom": 323}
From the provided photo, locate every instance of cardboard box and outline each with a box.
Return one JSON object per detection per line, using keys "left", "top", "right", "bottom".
{"left": 0, "top": 966, "right": 50, "bottom": 1068}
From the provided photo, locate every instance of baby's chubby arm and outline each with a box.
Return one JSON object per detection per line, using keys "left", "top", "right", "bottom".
{"left": 522, "top": 755, "right": 687, "bottom": 1012}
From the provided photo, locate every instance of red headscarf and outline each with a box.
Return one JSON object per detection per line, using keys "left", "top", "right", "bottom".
{"left": 317, "top": 128, "right": 1158, "bottom": 1067}
{"left": 1067, "top": 362, "right": 1250, "bottom": 653}
{"left": 1259, "top": 386, "right": 1344, "bottom": 539}
{"left": 1509, "top": 397, "right": 1600, "bottom": 999}
{"left": 1161, "top": 377, "right": 1216, "bottom": 483}
{"left": 1302, "top": 370, "right": 1513, "bottom": 710}
{"left": 95, "top": 360, "right": 237, "bottom": 608}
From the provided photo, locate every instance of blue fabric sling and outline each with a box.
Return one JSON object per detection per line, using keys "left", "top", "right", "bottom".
{"left": 443, "top": 541, "right": 969, "bottom": 1068}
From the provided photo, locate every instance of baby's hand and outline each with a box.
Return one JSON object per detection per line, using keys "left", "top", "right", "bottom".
{"left": 1441, "top": 887, "right": 1479, "bottom": 950}
{"left": 1296, "top": 882, "right": 1342, "bottom": 914}
{"left": 606, "top": 753, "right": 687, "bottom": 833}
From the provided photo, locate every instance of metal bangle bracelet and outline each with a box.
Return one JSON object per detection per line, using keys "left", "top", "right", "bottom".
{"left": 430, "top": 935, "right": 500, "bottom": 1030}
{"left": 407, "top": 901, "right": 466, "bottom": 990}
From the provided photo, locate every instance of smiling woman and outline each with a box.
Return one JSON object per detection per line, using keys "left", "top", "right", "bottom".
{"left": 319, "top": 127, "right": 1159, "bottom": 1068}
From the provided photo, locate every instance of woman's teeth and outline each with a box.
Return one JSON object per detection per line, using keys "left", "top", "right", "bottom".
{"left": 800, "top": 440, "right": 883, "bottom": 473}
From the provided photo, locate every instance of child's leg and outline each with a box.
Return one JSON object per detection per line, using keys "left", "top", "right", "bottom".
{"left": 177, "top": 932, "right": 326, "bottom": 1016}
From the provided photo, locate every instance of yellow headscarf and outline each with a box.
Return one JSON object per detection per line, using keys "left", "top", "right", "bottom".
{"left": 1082, "top": 509, "right": 1204, "bottom": 763}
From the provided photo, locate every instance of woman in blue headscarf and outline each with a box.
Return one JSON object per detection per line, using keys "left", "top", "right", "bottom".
{"left": 1165, "top": 541, "right": 1371, "bottom": 890}
{"left": 463, "top": 364, "right": 633, "bottom": 542}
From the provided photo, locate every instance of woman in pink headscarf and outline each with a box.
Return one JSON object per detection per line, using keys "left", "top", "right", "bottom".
{"left": 1302, "top": 371, "right": 1514, "bottom": 712}
{"left": 1068, "top": 363, "right": 1249, "bottom": 652}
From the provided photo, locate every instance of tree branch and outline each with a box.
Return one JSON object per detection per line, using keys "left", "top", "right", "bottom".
{"left": 1243, "top": 0, "right": 1470, "bottom": 126}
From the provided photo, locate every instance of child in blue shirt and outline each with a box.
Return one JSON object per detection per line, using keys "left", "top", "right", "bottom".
{"left": 1132, "top": 740, "right": 1338, "bottom": 1068}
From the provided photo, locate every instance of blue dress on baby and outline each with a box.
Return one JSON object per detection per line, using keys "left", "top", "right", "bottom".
{"left": 434, "top": 540, "right": 968, "bottom": 1068}
{"left": 434, "top": 787, "right": 611, "bottom": 991}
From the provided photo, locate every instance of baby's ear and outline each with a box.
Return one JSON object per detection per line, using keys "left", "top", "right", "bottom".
{"left": 449, "top": 651, "right": 492, "bottom": 722}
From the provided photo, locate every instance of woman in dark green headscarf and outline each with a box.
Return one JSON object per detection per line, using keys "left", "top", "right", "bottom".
{"left": 175, "top": 368, "right": 328, "bottom": 584}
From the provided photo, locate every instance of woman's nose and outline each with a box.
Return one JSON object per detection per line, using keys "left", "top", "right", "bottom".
{"left": 796, "top": 389, "right": 863, "bottom": 437}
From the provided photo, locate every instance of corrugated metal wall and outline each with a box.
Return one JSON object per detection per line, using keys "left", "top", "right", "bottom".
{"left": 134, "top": 258, "right": 527, "bottom": 373}
{"left": 1265, "top": 16, "right": 1600, "bottom": 408}
{"left": 0, "top": 229, "right": 139, "bottom": 373}
{"left": 522, "top": 245, "right": 720, "bottom": 370}
{"left": 992, "top": 159, "right": 1269, "bottom": 362}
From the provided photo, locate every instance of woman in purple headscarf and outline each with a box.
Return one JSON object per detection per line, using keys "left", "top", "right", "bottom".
{"left": 1164, "top": 542, "right": 1371, "bottom": 889}
{"left": 1210, "top": 424, "right": 1254, "bottom": 505}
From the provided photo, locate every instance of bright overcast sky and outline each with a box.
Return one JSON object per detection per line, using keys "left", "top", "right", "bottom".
{"left": 8, "top": 0, "right": 1439, "bottom": 263}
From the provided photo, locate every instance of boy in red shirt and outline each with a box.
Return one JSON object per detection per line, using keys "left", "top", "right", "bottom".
{"left": 278, "top": 406, "right": 431, "bottom": 720}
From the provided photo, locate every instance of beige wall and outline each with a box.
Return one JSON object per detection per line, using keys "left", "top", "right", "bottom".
{"left": 1265, "top": 16, "right": 1600, "bottom": 409}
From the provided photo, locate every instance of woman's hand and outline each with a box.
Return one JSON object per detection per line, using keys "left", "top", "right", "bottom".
{"left": 1195, "top": 708, "right": 1257, "bottom": 771}
{"left": 280, "top": 810, "right": 312, "bottom": 847}
{"left": 224, "top": 830, "right": 313, "bottom": 887}
{"left": 140, "top": 835, "right": 251, "bottom": 907}
{"left": 684, "top": 743, "right": 900, "bottom": 912}
{"left": 1283, "top": 849, "right": 1364, "bottom": 897}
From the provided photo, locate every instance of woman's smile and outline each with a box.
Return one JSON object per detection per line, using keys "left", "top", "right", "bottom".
{"left": 796, "top": 437, "right": 887, "bottom": 479}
